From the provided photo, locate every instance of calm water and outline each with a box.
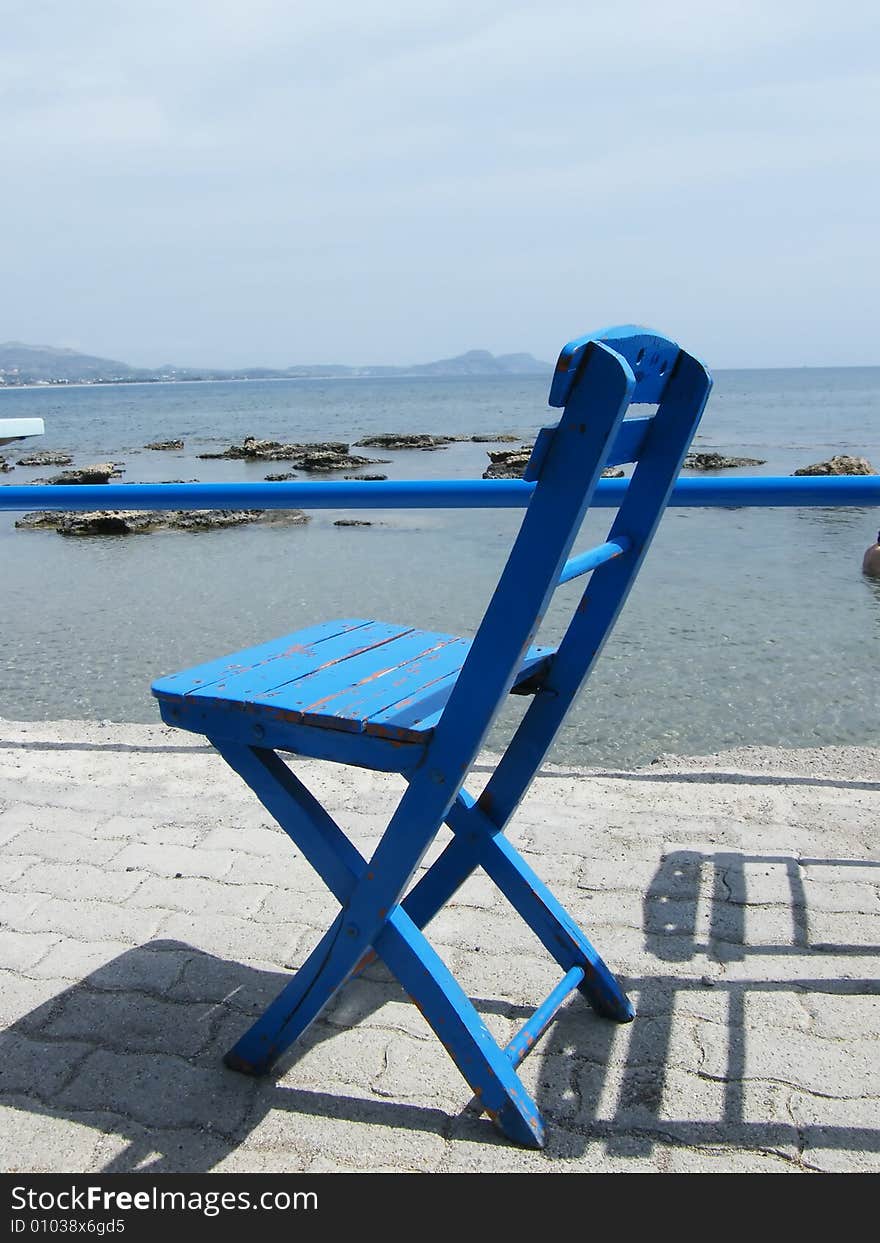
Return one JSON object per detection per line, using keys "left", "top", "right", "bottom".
{"left": 2, "top": 368, "right": 879, "bottom": 767}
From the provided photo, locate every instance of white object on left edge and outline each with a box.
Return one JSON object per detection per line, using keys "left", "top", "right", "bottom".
{"left": 0, "top": 418, "right": 45, "bottom": 447}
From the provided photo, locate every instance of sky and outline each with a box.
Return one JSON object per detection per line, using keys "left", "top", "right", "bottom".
{"left": 3, "top": 1, "right": 879, "bottom": 369}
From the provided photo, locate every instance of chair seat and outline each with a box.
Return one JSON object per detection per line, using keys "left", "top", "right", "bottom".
{"left": 152, "top": 617, "right": 554, "bottom": 744}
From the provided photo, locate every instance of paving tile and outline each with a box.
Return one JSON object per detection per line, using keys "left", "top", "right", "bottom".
{"left": 56, "top": 1050, "right": 256, "bottom": 1138}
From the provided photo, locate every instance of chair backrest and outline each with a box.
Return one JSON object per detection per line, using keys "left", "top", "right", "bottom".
{"left": 427, "top": 325, "right": 713, "bottom": 808}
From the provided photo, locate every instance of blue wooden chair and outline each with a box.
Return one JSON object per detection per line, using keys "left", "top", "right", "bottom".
{"left": 152, "top": 326, "right": 713, "bottom": 1147}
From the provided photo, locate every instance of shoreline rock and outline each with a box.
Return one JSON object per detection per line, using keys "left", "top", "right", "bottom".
{"left": 297, "top": 450, "right": 386, "bottom": 472}
{"left": 15, "top": 508, "right": 310, "bottom": 536}
{"left": 683, "top": 451, "right": 766, "bottom": 470}
{"left": 355, "top": 432, "right": 521, "bottom": 451}
{"left": 482, "top": 443, "right": 627, "bottom": 480}
{"left": 482, "top": 446, "right": 532, "bottom": 479}
{"left": 355, "top": 433, "right": 457, "bottom": 451}
{"left": 145, "top": 439, "right": 184, "bottom": 451}
{"left": 793, "top": 454, "right": 876, "bottom": 476}
{"left": 199, "top": 437, "right": 387, "bottom": 472}
{"left": 16, "top": 451, "right": 73, "bottom": 467}
{"left": 46, "top": 462, "right": 124, "bottom": 485}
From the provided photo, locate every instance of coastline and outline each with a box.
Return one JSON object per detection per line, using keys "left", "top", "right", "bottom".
{"left": 1, "top": 718, "right": 878, "bottom": 1173}
{"left": 3, "top": 363, "right": 880, "bottom": 394}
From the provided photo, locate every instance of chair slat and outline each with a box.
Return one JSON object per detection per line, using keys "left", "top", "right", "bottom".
{"left": 558, "top": 537, "right": 631, "bottom": 586}
{"left": 605, "top": 416, "right": 652, "bottom": 467}
{"left": 504, "top": 965, "right": 585, "bottom": 1068}
{"left": 284, "top": 631, "right": 470, "bottom": 732}
{"left": 550, "top": 325, "right": 680, "bottom": 407}
{"left": 376, "top": 644, "right": 554, "bottom": 739}
{"left": 181, "top": 621, "right": 414, "bottom": 704}
{"left": 152, "top": 618, "right": 373, "bottom": 699}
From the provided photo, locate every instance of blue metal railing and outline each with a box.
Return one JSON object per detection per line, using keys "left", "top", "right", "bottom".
{"left": 1, "top": 475, "right": 879, "bottom": 514}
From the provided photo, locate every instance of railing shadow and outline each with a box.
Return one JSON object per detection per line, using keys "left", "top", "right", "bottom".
{"left": 645, "top": 849, "right": 880, "bottom": 963}
{"left": 533, "top": 971, "right": 880, "bottom": 1161}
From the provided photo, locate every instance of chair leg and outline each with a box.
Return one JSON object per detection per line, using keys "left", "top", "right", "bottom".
{"left": 225, "top": 900, "right": 546, "bottom": 1146}
{"left": 211, "top": 741, "right": 365, "bottom": 900}
{"left": 377, "top": 908, "right": 546, "bottom": 1148}
{"left": 406, "top": 790, "right": 634, "bottom": 1022}
{"left": 209, "top": 741, "right": 623, "bottom": 1135}
{"left": 217, "top": 745, "right": 473, "bottom": 1077}
{"left": 467, "top": 824, "right": 634, "bottom": 1021}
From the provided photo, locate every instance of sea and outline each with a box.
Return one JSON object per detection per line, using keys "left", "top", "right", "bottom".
{"left": 1, "top": 367, "right": 879, "bottom": 769}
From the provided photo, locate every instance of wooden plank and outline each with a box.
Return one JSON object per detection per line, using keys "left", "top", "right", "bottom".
{"left": 156, "top": 695, "right": 426, "bottom": 772}
{"left": 366, "top": 643, "right": 554, "bottom": 739}
{"left": 365, "top": 670, "right": 460, "bottom": 739}
{"left": 558, "top": 538, "right": 631, "bottom": 586}
{"left": 293, "top": 632, "right": 472, "bottom": 732}
{"left": 605, "top": 416, "right": 651, "bottom": 466}
{"left": 550, "top": 326, "right": 680, "bottom": 407}
{"left": 253, "top": 628, "right": 462, "bottom": 727}
{"left": 180, "top": 620, "right": 414, "bottom": 704}
{"left": 152, "top": 618, "right": 373, "bottom": 699}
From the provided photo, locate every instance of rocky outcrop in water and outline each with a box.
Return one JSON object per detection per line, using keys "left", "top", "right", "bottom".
{"left": 145, "top": 439, "right": 184, "bottom": 451}
{"left": 297, "top": 449, "right": 386, "bottom": 472}
{"left": 683, "top": 452, "right": 766, "bottom": 470}
{"left": 355, "top": 432, "right": 520, "bottom": 451}
{"left": 334, "top": 519, "right": 373, "bottom": 527}
{"left": 482, "top": 445, "right": 627, "bottom": 480}
{"left": 199, "top": 437, "right": 336, "bottom": 461}
{"left": 355, "top": 433, "right": 457, "bottom": 451}
{"left": 46, "top": 462, "right": 124, "bottom": 484}
{"left": 16, "top": 508, "right": 310, "bottom": 536}
{"left": 265, "top": 469, "right": 391, "bottom": 482}
{"left": 482, "top": 446, "right": 533, "bottom": 479}
{"left": 793, "top": 454, "right": 876, "bottom": 476}
{"left": 199, "top": 437, "right": 386, "bottom": 472}
{"left": 0, "top": 457, "right": 11, "bottom": 473}
{"left": 16, "top": 451, "right": 73, "bottom": 467}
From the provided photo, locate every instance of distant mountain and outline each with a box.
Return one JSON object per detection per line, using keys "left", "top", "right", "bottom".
{"left": 393, "top": 349, "right": 549, "bottom": 377}
{"left": 0, "top": 342, "right": 149, "bottom": 383}
{"left": 0, "top": 341, "right": 550, "bottom": 386}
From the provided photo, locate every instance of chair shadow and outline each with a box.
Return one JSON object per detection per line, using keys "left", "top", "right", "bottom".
{"left": 3, "top": 845, "right": 879, "bottom": 1170}
{"left": 1, "top": 939, "right": 473, "bottom": 1173}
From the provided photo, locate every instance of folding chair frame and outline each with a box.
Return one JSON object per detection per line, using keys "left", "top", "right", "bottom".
{"left": 154, "top": 328, "right": 713, "bottom": 1147}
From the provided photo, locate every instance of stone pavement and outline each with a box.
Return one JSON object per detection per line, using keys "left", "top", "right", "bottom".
{"left": 0, "top": 719, "right": 878, "bottom": 1174}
